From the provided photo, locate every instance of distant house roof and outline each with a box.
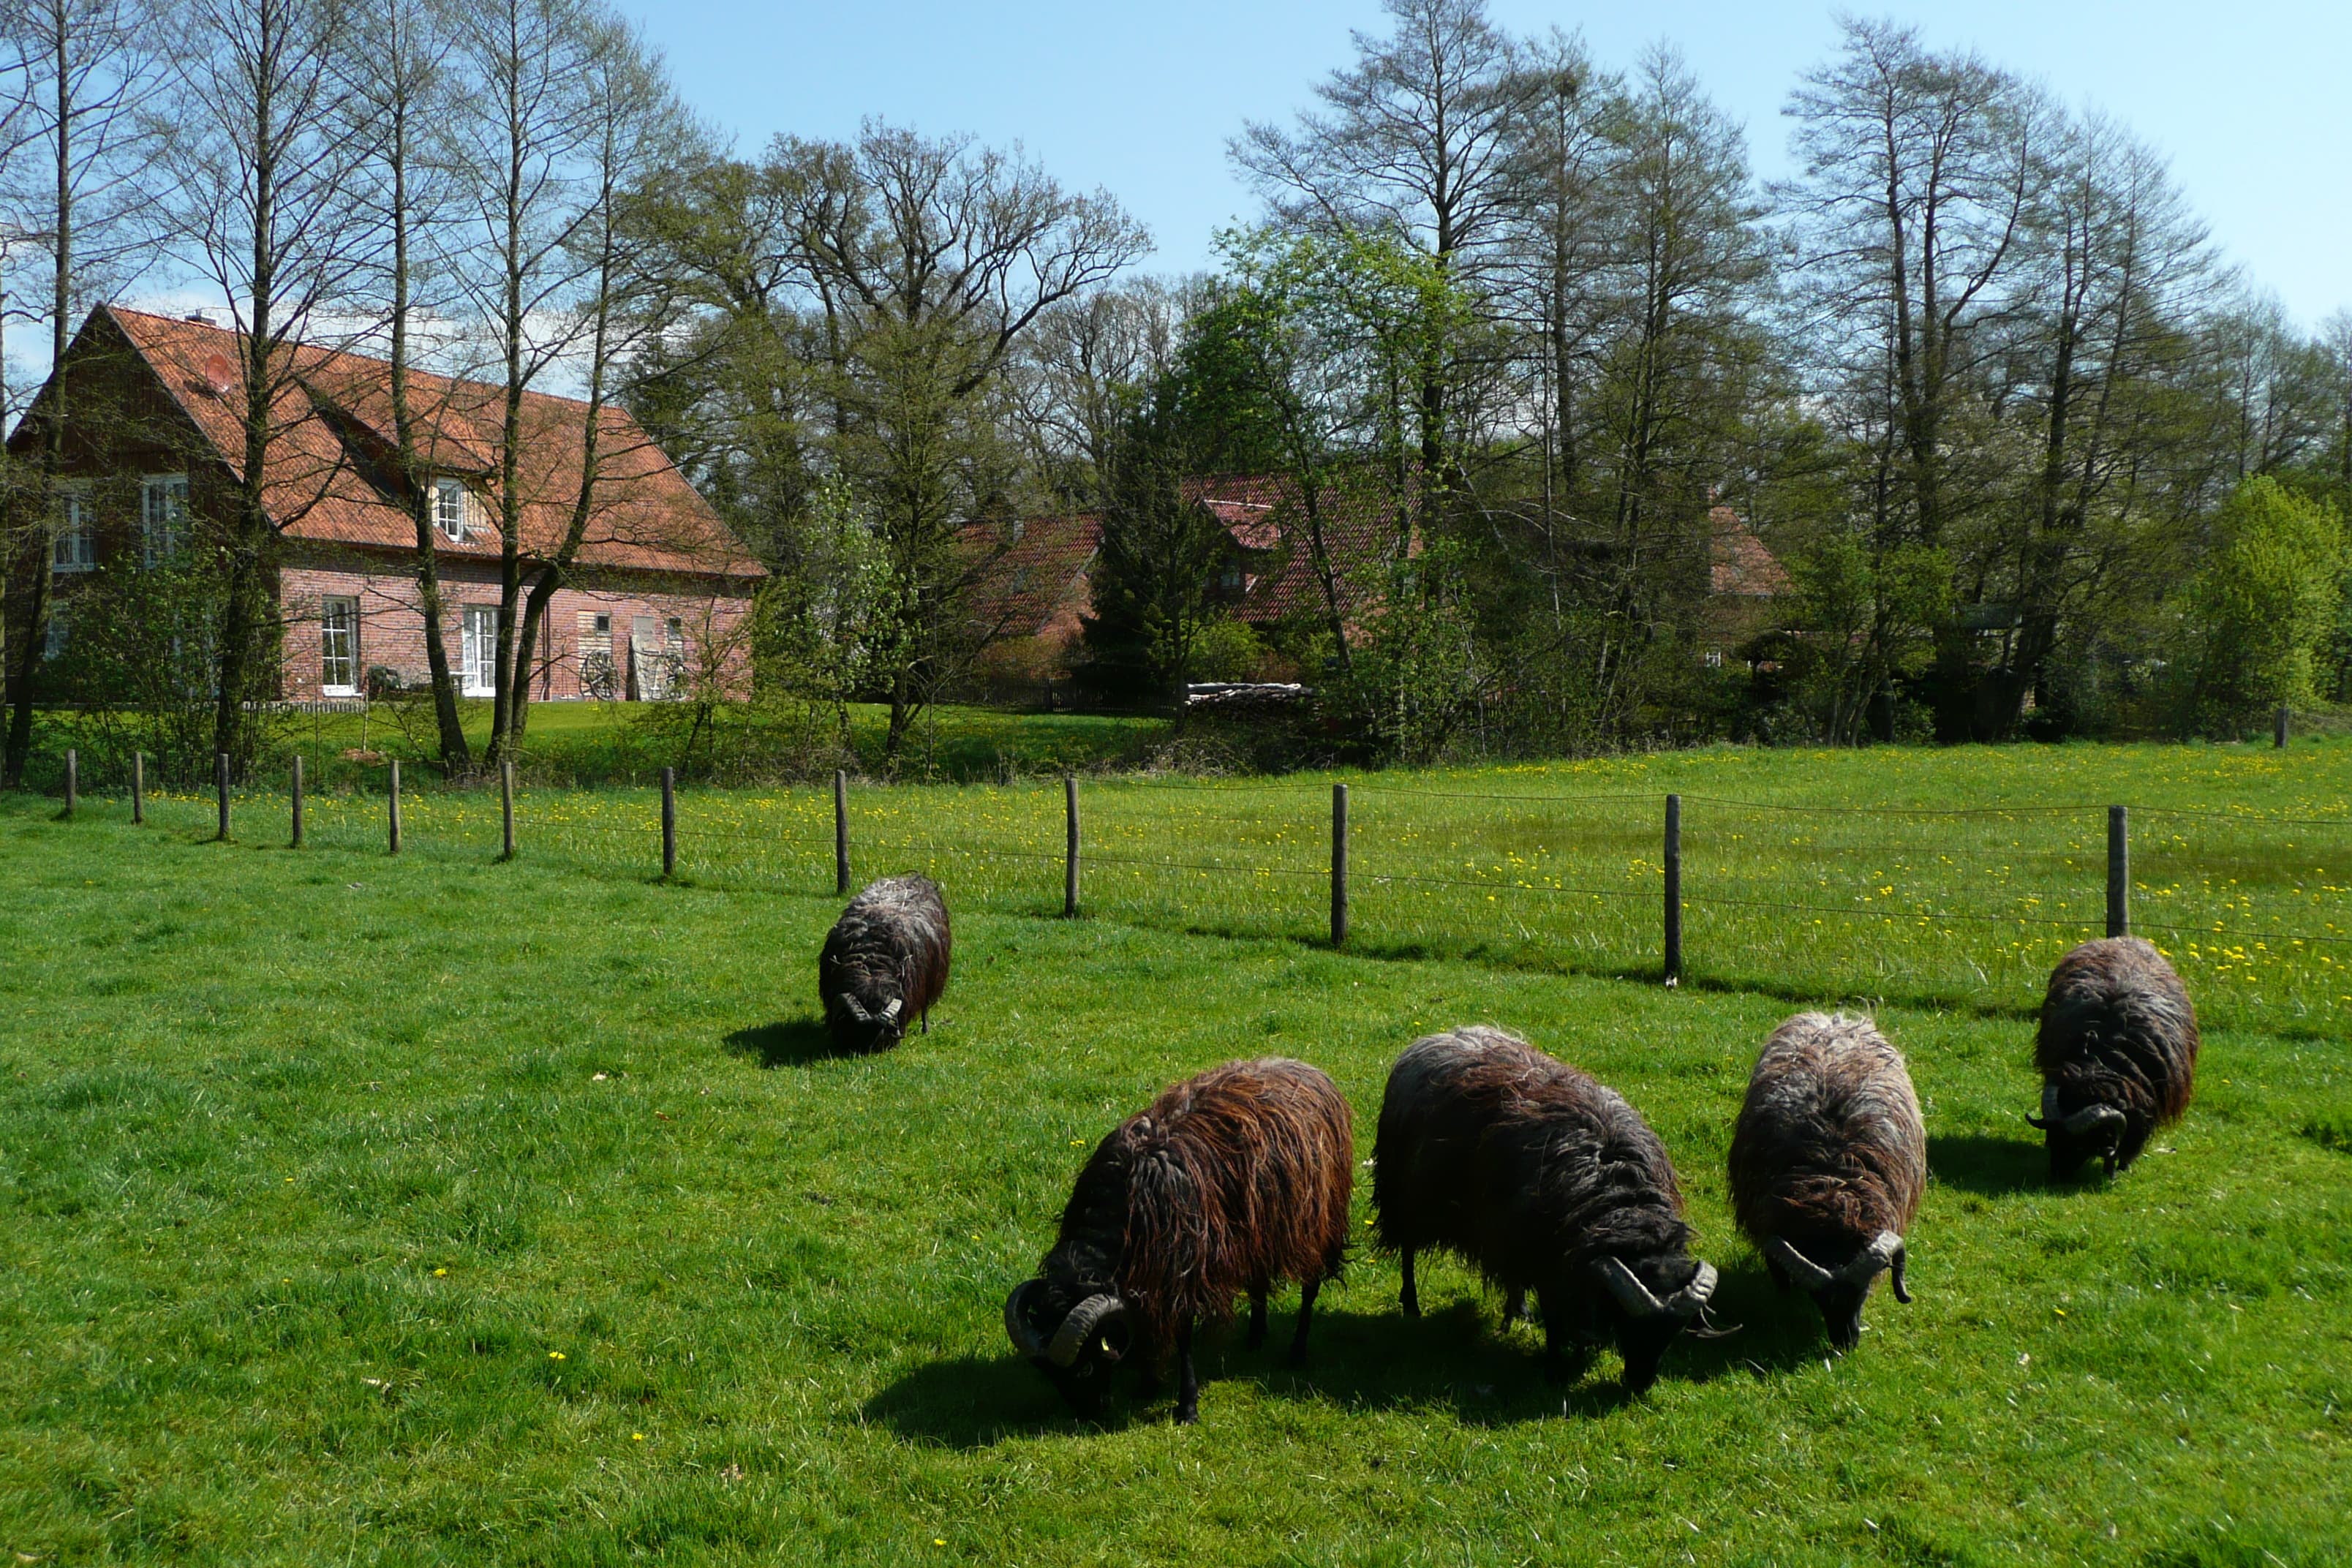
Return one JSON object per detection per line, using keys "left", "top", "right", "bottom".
{"left": 970, "top": 472, "right": 1413, "bottom": 652}
{"left": 1194, "top": 472, "right": 1407, "bottom": 627}
{"left": 960, "top": 512, "right": 1102, "bottom": 644}
{"left": 1709, "top": 506, "right": 1790, "bottom": 598}
{"left": 45, "top": 306, "right": 760, "bottom": 580}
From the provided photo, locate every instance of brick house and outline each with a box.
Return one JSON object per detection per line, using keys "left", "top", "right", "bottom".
{"left": 10, "top": 306, "right": 762, "bottom": 704}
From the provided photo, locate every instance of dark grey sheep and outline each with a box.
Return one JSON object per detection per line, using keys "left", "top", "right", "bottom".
{"left": 1371, "top": 1025, "right": 1724, "bottom": 1395}
{"left": 1727, "top": 1012, "right": 1924, "bottom": 1351}
{"left": 818, "top": 875, "right": 950, "bottom": 1053}
{"left": 2029, "top": 936, "right": 2198, "bottom": 1179}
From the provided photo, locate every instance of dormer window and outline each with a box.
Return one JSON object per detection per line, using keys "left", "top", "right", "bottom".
{"left": 434, "top": 479, "right": 470, "bottom": 543}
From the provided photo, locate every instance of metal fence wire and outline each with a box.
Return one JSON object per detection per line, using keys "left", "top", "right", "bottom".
{"left": 49, "top": 748, "right": 2352, "bottom": 1030}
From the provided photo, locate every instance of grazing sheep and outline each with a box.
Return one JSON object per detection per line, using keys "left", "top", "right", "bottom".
{"left": 2028, "top": 936, "right": 2198, "bottom": 1179}
{"left": 1727, "top": 1013, "right": 1924, "bottom": 1351}
{"left": 818, "top": 875, "right": 951, "bottom": 1053}
{"left": 1003, "top": 1058, "right": 1352, "bottom": 1425}
{"left": 1372, "top": 1025, "right": 1723, "bottom": 1394}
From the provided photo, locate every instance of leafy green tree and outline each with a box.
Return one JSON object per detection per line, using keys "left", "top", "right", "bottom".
{"left": 2185, "top": 477, "right": 2343, "bottom": 734}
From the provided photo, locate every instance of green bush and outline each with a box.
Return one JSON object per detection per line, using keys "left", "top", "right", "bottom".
{"left": 2185, "top": 476, "right": 2345, "bottom": 735}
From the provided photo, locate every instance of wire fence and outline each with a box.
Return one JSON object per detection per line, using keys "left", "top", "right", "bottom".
{"left": 35, "top": 747, "right": 2352, "bottom": 1032}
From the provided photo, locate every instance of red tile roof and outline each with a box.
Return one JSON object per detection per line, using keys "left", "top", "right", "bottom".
{"left": 960, "top": 512, "right": 1102, "bottom": 642}
{"left": 103, "top": 306, "right": 760, "bottom": 580}
{"left": 1708, "top": 505, "right": 1790, "bottom": 597}
{"left": 1194, "top": 472, "right": 1408, "bottom": 626}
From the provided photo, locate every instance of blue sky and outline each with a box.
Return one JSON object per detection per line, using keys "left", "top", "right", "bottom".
{"left": 614, "top": 0, "right": 2351, "bottom": 330}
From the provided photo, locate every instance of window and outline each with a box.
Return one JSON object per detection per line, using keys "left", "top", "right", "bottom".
{"left": 43, "top": 605, "right": 68, "bottom": 660}
{"left": 577, "top": 611, "right": 615, "bottom": 700}
{"left": 53, "top": 490, "right": 95, "bottom": 572}
{"left": 140, "top": 475, "right": 189, "bottom": 566}
{"left": 629, "top": 615, "right": 658, "bottom": 700}
{"left": 461, "top": 606, "right": 497, "bottom": 696}
{"left": 321, "top": 597, "right": 359, "bottom": 696}
{"left": 434, "top": 480, "right": 468, "bottom": 543}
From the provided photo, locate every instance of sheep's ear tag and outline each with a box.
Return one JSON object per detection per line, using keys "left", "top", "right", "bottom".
{"left": 880, "top": 999, "right": 903, "bottom": 1023}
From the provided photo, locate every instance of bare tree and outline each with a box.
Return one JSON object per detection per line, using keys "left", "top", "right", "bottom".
{"left": 496, "top": 15, "right": 693, "bottom": 753}
{"left": 449, "top": 0, "right": 604, "bottom": 768}
{"left": 1781, "top": 18, "right": 2046, "bottom": 739}
{"left": 338, "top": 0, "right": 470, "bottom": 768}
{"left": 1233, "top": 0, "right": 1529, "bottom": 485}
{"left": 1989, "top": 113, "right": 2215, "bottom": 732}
{"left": 780, "top": 123, "right": 1147, "bottom": 757}
{"left": 153, "top": 0, "right": 375, "bottom": 768}
{"left": 0, "top": 0, "right": 164, "bottom": 785}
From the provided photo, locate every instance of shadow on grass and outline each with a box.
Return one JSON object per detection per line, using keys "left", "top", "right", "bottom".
{"left": 1929, "top": 1131, "right": 2050, "bottom": 1194}
{"left": 723, "top": 1019, "right": 854, "bottom": 1068}
{"left": 864, "top": 1290, "right": 1866, "bottom": 1448}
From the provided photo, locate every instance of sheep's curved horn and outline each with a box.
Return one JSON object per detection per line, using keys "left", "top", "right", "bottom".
{"left": 1667, "top": 1261, "right": 1718, "bottom": 1318}
{"left": 1046, "top": 1293, "right": 1126, "bottom": 1368}
{"left": 1839, "top": 1231, "right": 1904, "bottom": 1288}
{"left": 1889, "top": 1241, "right": 1912, "bottom": 1305}
{"left": 2062, "top": 1103, "right": 2126, "bottom": 1139}
{"left": 1594, "top": 1256, "right": 1666, "bottom": 1319}
{"left": 1003, "top": 1279, "right": 1049, "bottom": 1360}
{"left": 840, "top": 993, "right": 871, "bottom": 1025}
{"left": 2025, "top": 1083, "right": 2059, "bottom": 1130}
{"left": 1764, "top": 1235, "right": 1836, "bottom": 1292}
{"left": 879, "top": 998, "right": 903, "bottom": 1024}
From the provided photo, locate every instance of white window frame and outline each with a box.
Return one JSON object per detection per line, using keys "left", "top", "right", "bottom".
{"left": 43, "top": 603, "right": 68, "bottom": 660}
{"left": 320, "top": 596, "right": 360, "bottom": 696}
{"left": 140, "top": 474, "right": 189, "bottom": 567}
{"left": 53, "top": 487, "right": 96, "bottom": 573}
{"left": 433, "top": 479, "right": 469, "bottom": 544}
{"left": 460, "top": 605, "right": 498, "bottom": 697}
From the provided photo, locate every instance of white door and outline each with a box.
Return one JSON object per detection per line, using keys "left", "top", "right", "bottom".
{"left": 461, "top": 606, "right": 497, "bottom": 696}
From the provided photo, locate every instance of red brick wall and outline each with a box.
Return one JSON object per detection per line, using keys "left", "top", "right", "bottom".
{"left": 278, "top": 551, "right": 754, "bottom": 702}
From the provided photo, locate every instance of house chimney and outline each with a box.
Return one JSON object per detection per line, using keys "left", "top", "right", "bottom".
{"left": 184, "top": 309, "right": 213, "bottom": 325}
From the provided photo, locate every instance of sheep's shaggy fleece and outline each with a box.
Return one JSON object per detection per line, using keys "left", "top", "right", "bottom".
{"left": 2035, "top": 935, "right": 2198, "bottom": 1172}
{"left": 818, "top": 875, "right": 951, "bottom": 1052}
{"left": 1728, "top": 1012, "right": 1926, "bottom": 1256}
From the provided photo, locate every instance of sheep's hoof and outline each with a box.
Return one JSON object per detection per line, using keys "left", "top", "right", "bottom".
{"left": 1174, "top": 1405, "right": 1199, "bottom": 1426}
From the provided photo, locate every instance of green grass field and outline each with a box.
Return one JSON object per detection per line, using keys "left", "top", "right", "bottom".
{"left": 4, "top": 741, "right": 2349, "bottom": 1564}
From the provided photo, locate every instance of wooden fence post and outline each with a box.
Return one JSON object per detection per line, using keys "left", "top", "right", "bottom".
{"left": 2275, "top": 706, "right": 2291, "bottom": 749}
{"left": 387, "top": 759, "right": 402, "bottom": 855}
{"left": 290, "top": 755, "right": 304, "bottom": 848}
{"left": 834, "top": 769, "right": 850, "bottom": 895}
{"left": 1064, "top": 773, "right": 1080, "bottom": 917}
{"left": 500, "top": 761, "right": 516, "bottom": 860}
{"left": 1330, "top": 783, "right": 1349, "bottom": 949}
{"left": 63, "top": 750, "right": 76, "bottom": 818}
{"left": 216, "top": 751, "right": 230, "bottom": 842}
{"left": 1664, "top": 794, "right": 1683, "bottom": 987}
{"left": 2107, "top": 804, "right": 2128, "bottom": 939}
{"left": 661, "top": 767, "right": 677, "bottom": 880}
{"left": 131, "top": 751, "right": 144, "bottom": 826}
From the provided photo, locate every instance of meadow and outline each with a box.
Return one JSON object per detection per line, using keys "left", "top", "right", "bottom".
{"left": 3, "top": 739, "right": 2349, "bottom": 1564}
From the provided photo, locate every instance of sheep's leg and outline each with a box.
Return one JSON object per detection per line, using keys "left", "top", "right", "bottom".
{"left": 1174, "top": 1318, "right": 1199, "bottom": 1425}
{"left": 1537, "top": 1289, "right": 1588, "bottom": 1385}
{"left": 1503, "top": 1287, "right": 1526, "bottom": 1324}
{"left": 921, "top": 1009, "right": 930, "bottom": 1036}
{"left": 1245, "top": 1283, "right": 1269, "bottom": 1351}
{"left": 1286, "top": 1279, "right": 1320, "bottom": 1368}
{"left": 1765, "top": 1256, "right": 1791, "bottom": 1293}
{"left": 1401, "top": 1249, "right": 1420, "bottom": 1318}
